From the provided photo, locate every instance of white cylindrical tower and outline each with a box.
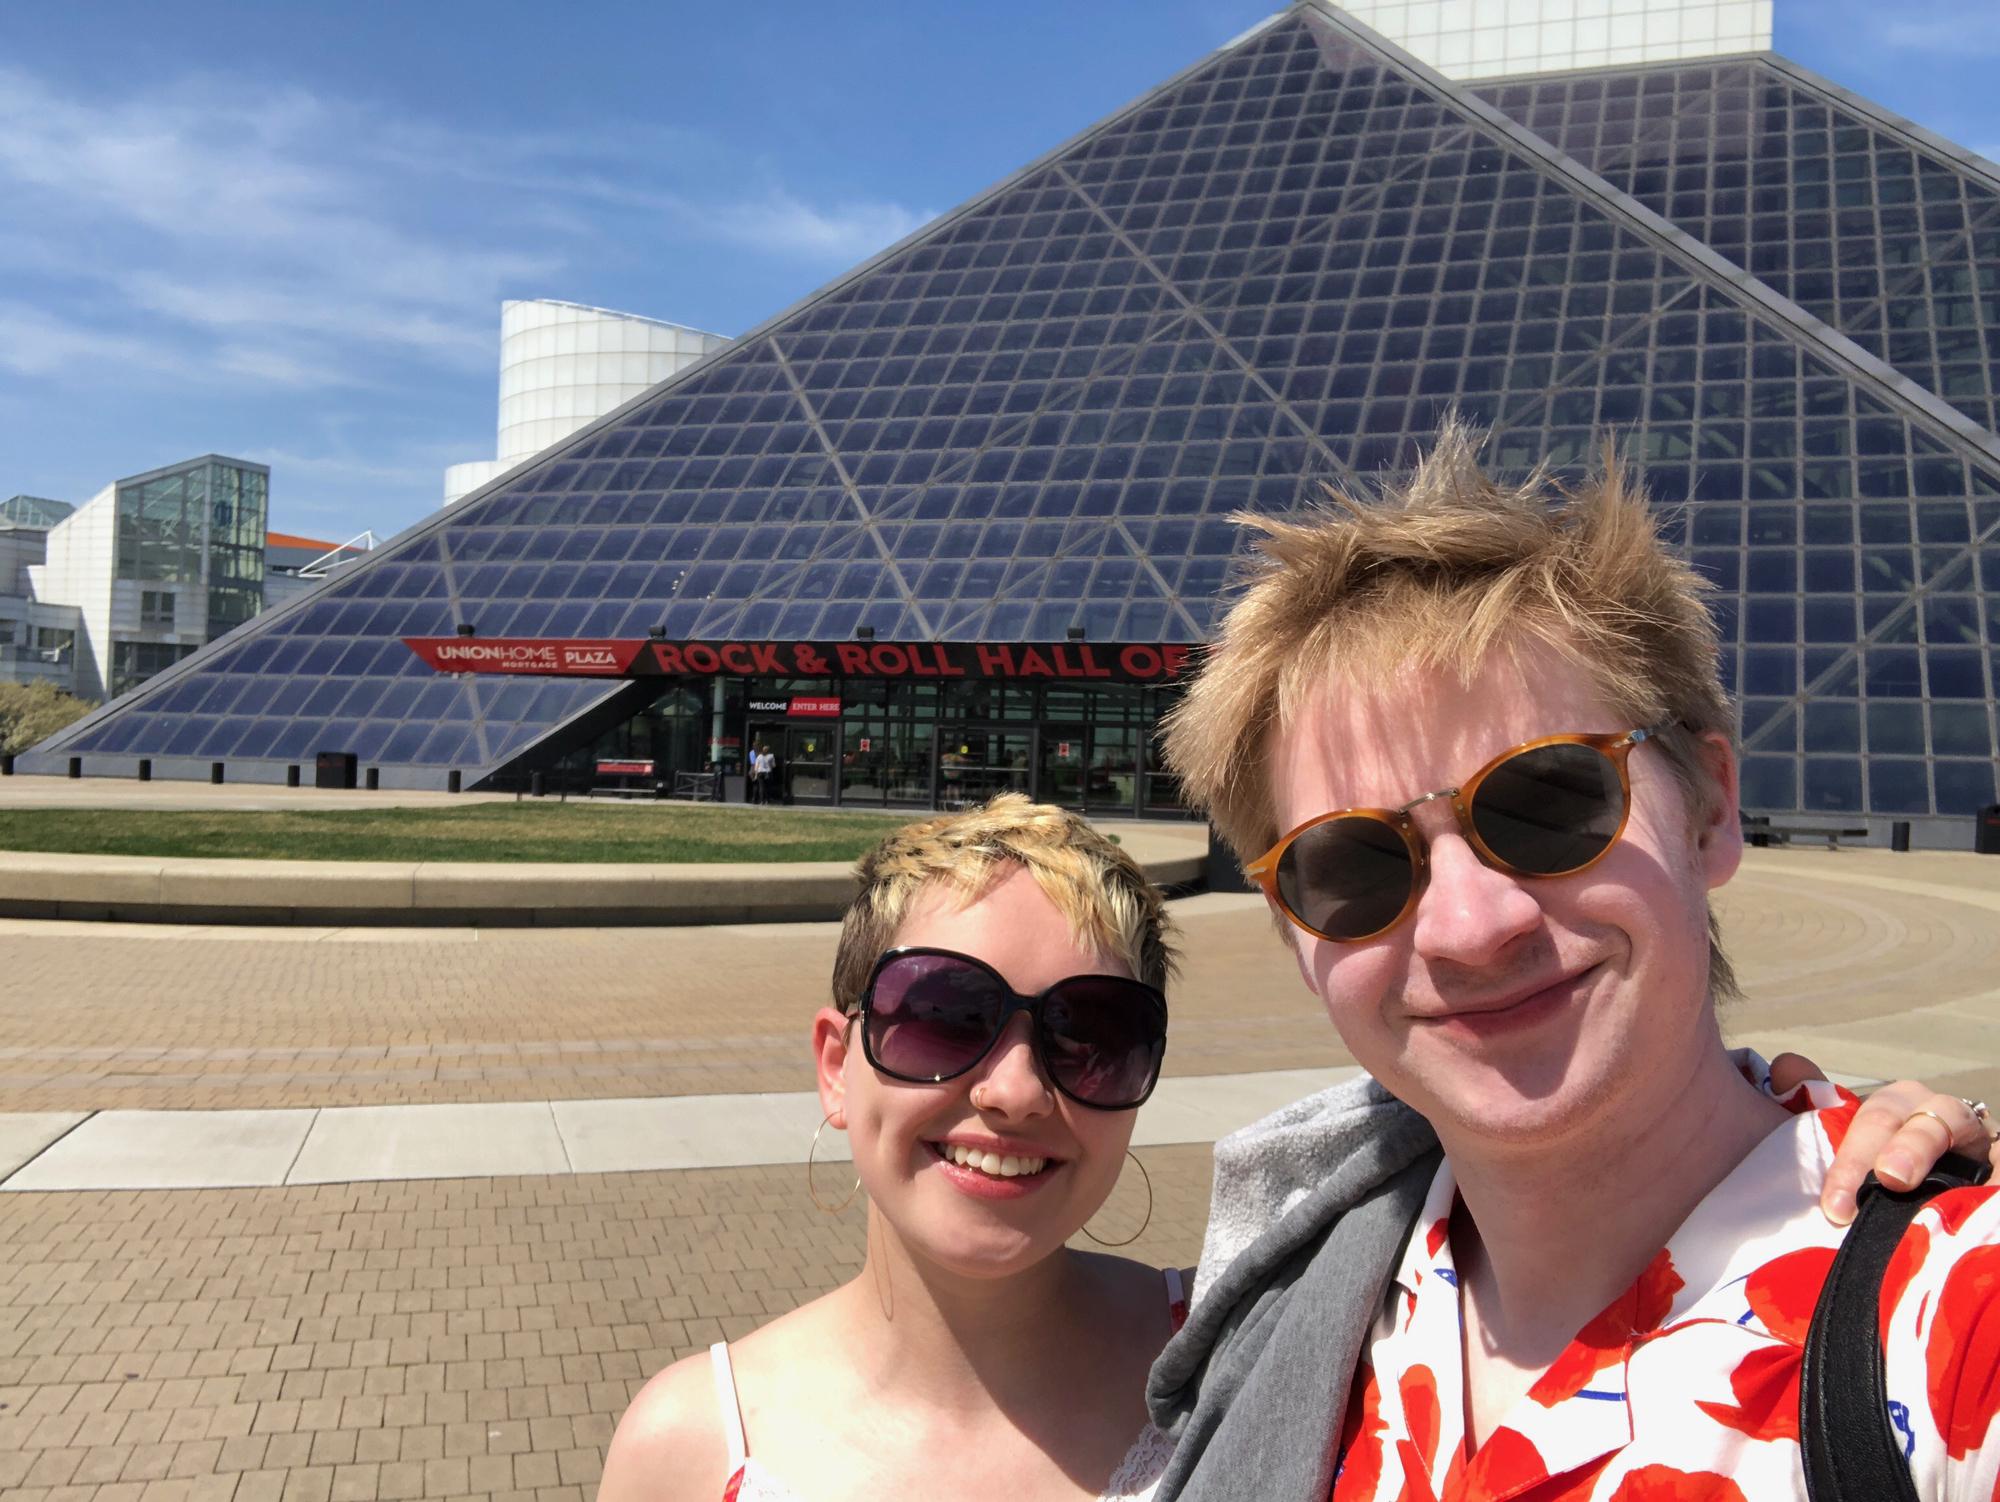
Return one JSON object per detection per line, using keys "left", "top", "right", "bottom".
{"left": 444, "top": 299, "right": 731, "bottom": 506}
{"left": 497, "top": 300, "right": 730, "bottom": 467}
{"left": 1334, "top": 0, "right": 1774, "bottom": 80}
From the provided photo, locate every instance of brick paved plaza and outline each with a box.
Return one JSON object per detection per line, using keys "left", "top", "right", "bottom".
{"left": 2, "top": 847, "right": 1998, "bottom": 1500}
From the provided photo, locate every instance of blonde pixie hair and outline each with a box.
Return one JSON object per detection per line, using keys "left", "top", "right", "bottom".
{"left": 832, "top": 794, "right": 1178, "bottom": 1013}
{"left": 1163, "top": 421, "right": 1737, "bottom": 995}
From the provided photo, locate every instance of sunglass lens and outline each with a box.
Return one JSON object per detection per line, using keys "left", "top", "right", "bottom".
{"left": 1471, "top": 741, "right": 1624, "bottom": 875}
{"left": 865, "top": 954, "right": 1005, "bottom": 1082}
{"left": 1038, "top": 979, "right": 1166, "bottom": 1108}
{"left": 1277, "top": 815, "right": 1415, "bottom": 941}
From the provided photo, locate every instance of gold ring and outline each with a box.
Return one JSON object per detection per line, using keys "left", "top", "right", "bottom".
{"left": 1911, "top": 1107, "right": 1965, "bottom": 1141}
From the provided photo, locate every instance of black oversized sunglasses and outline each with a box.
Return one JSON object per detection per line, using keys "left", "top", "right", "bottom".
{"left": 1245, "top": 725, "right": 1670, "bottom": 943}
{"left": 854, "top": 947, "right": 1168, "bottom": 1111}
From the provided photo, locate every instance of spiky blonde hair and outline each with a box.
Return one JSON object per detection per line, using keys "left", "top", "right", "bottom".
{"left": 832, "top": 793, "right": 1178, "bottom": 1012}
{"left": 1163, "top": 421, "right": 1737, "bottom": 994}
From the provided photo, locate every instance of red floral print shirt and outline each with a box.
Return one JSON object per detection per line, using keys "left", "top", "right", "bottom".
{"left": 1330, "top": 1076, "right": 2000, "bottom": 1502}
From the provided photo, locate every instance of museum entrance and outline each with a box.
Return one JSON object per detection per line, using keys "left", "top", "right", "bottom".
{"left": 746, "top": 721, "right": 836, "bottom": 804}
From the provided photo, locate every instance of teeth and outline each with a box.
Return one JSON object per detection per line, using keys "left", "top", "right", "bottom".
{"left": 939, "top": 1143, "right": 1048, "bottom": 1177}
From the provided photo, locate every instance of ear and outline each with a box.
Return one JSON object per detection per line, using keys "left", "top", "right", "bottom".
{"left": 813, "top": 1007, "right": 855, "bottom": 1126}
{"left": 1690, "top": 731, "right": 1743, "bottom": 890}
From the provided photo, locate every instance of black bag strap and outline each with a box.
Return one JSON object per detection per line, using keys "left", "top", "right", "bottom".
{"left": 1800, "top": 1150, "right": 1991, "bottom": 1501}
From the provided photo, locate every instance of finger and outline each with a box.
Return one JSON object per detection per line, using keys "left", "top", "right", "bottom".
{"left": 1873, "top": 1110, "right": 1961, "bottom": 1192}
{"left": 1767, "top": 1051, "right": 1828, "bottom": 1096}
{"left": 1818, "top": 1080, "right": 1930, "bottom": 1223}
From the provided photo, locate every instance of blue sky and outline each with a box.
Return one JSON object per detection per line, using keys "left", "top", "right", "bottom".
{"left": 2, "top": 1, "right": 1997, "bottom": 544}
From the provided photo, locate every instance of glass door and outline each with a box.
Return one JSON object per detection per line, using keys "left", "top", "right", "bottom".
{"left": 935, "top": 726, "right": 1031, "bottom": 809}
{"left": 1036, "top": 725, "right": 1086, "bottom": 807}
{"left": 1083, "top": 723, "right": 1140, "bottom": 815}
{"left": 785, "top": 724, "right": 835, "bottom": 803}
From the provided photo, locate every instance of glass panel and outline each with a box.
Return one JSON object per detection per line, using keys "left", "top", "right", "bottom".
{"left": 937, "top": 727, "right": 1032, "bottom": 807}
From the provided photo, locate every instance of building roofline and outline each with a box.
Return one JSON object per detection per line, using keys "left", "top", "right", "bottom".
{"left": 1467, "top": 49, "right": 2000, "bottom": 199}
{"left": 1756, "top": 52, "right": 2000, "bottom": 196}
{"left": 1294, "top": 0, "right": 2000, "bottom": 475}
{"left": 501, "top": 298, "right": 728, "bottom": 340}
{"left": 114, "top": 454, "right": 271, "bottom": 489}
{"left": 1460, "top": 48, "right": 1774, "bottom": 87}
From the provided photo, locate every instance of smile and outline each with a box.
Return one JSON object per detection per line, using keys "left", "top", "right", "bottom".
{"left": 928, "top": 1141, "right": 1052, "bottom": 1178}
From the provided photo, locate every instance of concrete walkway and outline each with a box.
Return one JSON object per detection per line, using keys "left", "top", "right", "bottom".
{"left": 0, "top": 1067, "right": 1362, "bottom": 1191}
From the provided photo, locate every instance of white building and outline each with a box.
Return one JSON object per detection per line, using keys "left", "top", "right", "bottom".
{"left": 1336, "top": 0, "right": 1772, "bottom": 78}
{"left": 444, "top": 299, "right": 731, "bottom": 506}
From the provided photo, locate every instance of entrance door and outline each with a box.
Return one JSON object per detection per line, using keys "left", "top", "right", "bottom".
{"left": 935, "top": 726, "right": 1031, "bottom": 809}
{"left": 1037, "top": 725, "right": 1086, "bottom": 808}
{"left": 784, "top": 724, "right": 835, "bottom": 803}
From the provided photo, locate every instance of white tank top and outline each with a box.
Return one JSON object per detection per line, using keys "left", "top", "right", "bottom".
{"left": 709, "top": 1267, "right": 1185, "bottom": 1501}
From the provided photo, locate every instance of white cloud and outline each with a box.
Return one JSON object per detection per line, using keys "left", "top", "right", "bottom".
{"left": 1877, "top": 15, "right": 2000, "bottom": 57}
{"left": 0, "top": 303, "right": 184, "bottom": 378}
{"left": 700, "top": 190, "right": 933, "bottom": 262}
{"left": 0, "top": 65, "right": 930, "bottom": 394}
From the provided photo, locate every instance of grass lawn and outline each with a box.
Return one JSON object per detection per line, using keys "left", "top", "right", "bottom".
{"left": 0, "top": 802, "right": 913, "bottom": 863}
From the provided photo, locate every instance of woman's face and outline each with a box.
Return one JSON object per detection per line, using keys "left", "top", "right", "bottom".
{"left": 814, "top": 864, "right": 1143, "bottom": 1279}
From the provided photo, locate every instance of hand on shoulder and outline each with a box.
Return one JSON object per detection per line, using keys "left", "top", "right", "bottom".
{"left": 599, "top": 1350, "right": 732, "bottom": 1502}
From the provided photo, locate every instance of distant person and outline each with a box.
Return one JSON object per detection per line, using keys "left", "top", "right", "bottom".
{"left": 748, "top": 743, "right": 773, "bottom": 805}
{"left": 1147, "top": 424, "right": 2000, "bottom": 1499}
{"left": 595, "top": 792, "right": 1968, "bottom": 1502}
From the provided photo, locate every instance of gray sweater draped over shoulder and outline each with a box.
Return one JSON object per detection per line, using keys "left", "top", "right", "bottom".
{"left": 1146, "top": 1074, "right": 1441, "bottom": 1502}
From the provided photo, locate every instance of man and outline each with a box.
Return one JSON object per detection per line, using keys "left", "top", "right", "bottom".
{"left": 1148, "top": 425, "right": 2000, "bottom": 1499}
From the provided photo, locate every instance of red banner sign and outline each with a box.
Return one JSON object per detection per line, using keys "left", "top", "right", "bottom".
{"left": 595, "top": 759, "right": 653, "bottom": 776}
{"left": 408, "top": 638, "right": 646, "bottom": 676}
{"left": 788, "top": 696, "right": 841, "bottom": 717}
{"left": 404, "top": 637, "right": 1193, "bottom": 684}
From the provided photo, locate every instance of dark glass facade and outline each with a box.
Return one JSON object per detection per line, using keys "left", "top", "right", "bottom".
{"left": 25, "top": 4, "right": 1999, "bottom": 835}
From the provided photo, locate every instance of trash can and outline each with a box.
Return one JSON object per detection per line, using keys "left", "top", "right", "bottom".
{"left": 315, "top": 751, "right": 358, "bottom": 790}
{"left": 1977, "top": 804, "right": 2000, "bottom": 855}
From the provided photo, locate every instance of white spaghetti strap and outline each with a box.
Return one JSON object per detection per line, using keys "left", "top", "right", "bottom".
{"left": 708, "top": 1341, "right": 748, "bottom": 1469}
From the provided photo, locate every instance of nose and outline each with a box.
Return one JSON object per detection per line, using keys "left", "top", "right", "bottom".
{"left": 1406, "top": 803, "right": 1544, "bottom": 967}
{"left": 968, "top": 1013, "right": 1055, "bottom": 1119}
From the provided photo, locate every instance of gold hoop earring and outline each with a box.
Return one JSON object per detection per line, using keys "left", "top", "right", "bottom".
{"left": 1081, "top": 1149, "right": 1152, "bottom": 1248}
{"left": 807, "top": 1113, "right": 860, "bottom": 1215}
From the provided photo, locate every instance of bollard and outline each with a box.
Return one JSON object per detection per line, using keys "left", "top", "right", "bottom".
{"left": 447, "top": 770, "right": 462, "bottom": 794}
{"left": 137, "top": 758, "right": 151, "bottom": 782}
{"left": 287, "top": 764, "right": 301, "bottom": 788}
{"left": 68, "top": 756, "right": 82, "bottom": 779}
{"left": 365, "top": 767, "right": 380, "bottom": 791}
{"left": 530, "top": 770, "right": 546, "bottom": 798}
{"left": 1891, "top": 820, "right": 1911, "bottom": 852}
{"left": 211, "top": 761, "right": 225, "bottom": 785}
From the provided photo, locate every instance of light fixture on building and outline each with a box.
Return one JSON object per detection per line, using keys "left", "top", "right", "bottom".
{"left": 456, "top": 622, "right": 477, "bottom": 637}
{"left": 856, "top": 626, "right": 875, "bottom": 641}
{"left": 649, "top": 625, "right": 666, "bottom": 640}
{"left": 1067, "top": 626, "right": 1085, "bottom": 641}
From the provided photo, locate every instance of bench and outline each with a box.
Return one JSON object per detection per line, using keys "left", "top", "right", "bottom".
{"left": 1742, "top": 818, "right": 1870, "bottom": 850}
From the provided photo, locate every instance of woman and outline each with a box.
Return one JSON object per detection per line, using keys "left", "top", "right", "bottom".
{"left": 600, "top": 795, "right": 1991, "bottom": 1502}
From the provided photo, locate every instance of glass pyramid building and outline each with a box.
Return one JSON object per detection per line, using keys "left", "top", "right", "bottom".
{"left": 25, "top": 2, "right": 2000, "bottom": 838}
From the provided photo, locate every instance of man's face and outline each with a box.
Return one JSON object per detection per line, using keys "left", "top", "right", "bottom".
{"left": 1267, "top": 638, "right": 1741, "bottom": 1151}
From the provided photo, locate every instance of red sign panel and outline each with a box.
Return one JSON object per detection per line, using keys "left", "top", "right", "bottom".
{"left": 788, "top": 696, "right": 841, "bottom": 717}
{"left": 406, "top": 638, "right": 646, "bottom": 676}
{"left": 404, "top": 637, "right": 1194, "bottom": 684}
{"left": 595, "top": 759, "right": 653, "bottom": 776}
